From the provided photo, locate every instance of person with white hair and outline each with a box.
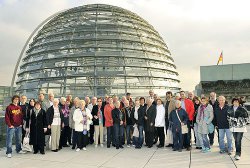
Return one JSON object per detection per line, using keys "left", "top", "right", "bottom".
{"left": 69, "top": 97, "right": 80, "bottom": 149}
{"left": 46, "top": 99, "right": 64, "bottom": 152}
{"left": 87, "top": 96, "right": 97, "bottom": 145}
{"left": 73, "top": 100, "right": 93, "bottom": 151}
{"left": 48, "top": 93, "right": 54, "bottom": 107}
{"left": 144, "top": 98, "right": 156, "bottom": 148}
{"left": 169, "top": 100, "right": 188, "bottom": 152}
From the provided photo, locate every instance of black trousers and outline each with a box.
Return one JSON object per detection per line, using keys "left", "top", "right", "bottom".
{"left": 156, "top": 127, "right": 165, "bottom": 146}
{"left": 77, "top": 131, "right": 88, "bottom": 149}
{"left": 89, "top": 125, "right": 94, "bottom": 144}
{"left": 33, "top": 143, "right": 44, "bottom": 153}
{"left": 145, "top": 130, "right": 155, "bottom": 147}
{"left": 107, "top": 126, "right": 113, "bottom": 146}
{"left": 72, "top": 129, "right": 78, "bottom": 148}
{"left": 60, "top": 126, "right": 71, "bottom": 146}
{"left": 208, "top": 127, "right": 219, "bottom": 145}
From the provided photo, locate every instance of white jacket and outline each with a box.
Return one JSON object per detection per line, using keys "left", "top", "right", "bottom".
{"left": 155, "top": 104, "right": 165, "bottom": 127}
{"left": 73, "top": 108, "right": 93, "bottom": 132}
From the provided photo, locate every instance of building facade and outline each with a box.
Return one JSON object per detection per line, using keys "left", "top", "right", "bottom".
{"left": 199, "top": 63, "right": 250, "bottom": 102}
{"left": 13, "top": 4, "right": 180, "bottom": 98}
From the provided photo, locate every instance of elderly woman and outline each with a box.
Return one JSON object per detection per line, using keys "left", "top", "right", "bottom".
{"left": 112, "top": 101, "right": 126, "bottom": 149}
{"left": 73, "top": 100, "right": 93, "bottom": 151}
{"left": 59, "top": 97, "right": 71, "bottom": 148}
{"left": 155, "top": 98, "right": 165, "bottom": 148}
{"left": 228, "top": 98, "right": 249, "bottom": 160}
{"left": 144, "top": 98, "right": 156, "bottom": 148}
{"left": 169, "top": 100, "right": 188, "bottom": 152}
{"left": 26, "top": 102, "right": 47, "bottom": 154}
{"left": 196, "top": 97, "right": 214, "bottom": 153}
{"left": 46, "top": 99, "right": 64, "bottom": 152}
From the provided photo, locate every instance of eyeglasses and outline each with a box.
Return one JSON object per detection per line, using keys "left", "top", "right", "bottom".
{"left": 98, "top": 101, "right": 102, "bottom": 102}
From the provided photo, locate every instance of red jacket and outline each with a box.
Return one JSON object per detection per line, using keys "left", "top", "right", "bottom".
{"left": 5, "top": 104, "right": 23, "bottom": 127}
{"left": 182, "top": 99, "right": 195, "bottom": 121}
{"left": 104, "top": 104, "right": 114, "bottom": 127}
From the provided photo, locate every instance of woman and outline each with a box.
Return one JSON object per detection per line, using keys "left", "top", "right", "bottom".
{"left": 228, "top": 98, "right": 249, "bottom": 160}
{"left": 112, "top": 101, "right": 125, "bottom": 149}
{"left": 59, "top": 97, "right": 71, "bottom": 148}
{"left": 196, "top": 97, "right": 214, "bottom": 153}
{"left": 155, "top": 98, "right": 165, "bottom": 148}
{"left": 26, "top": 102, "right": 47, "bottom": 154}
{"left": 46, "top": 99, "right": 64, "bottom": 152}
{"left": 131, "top": 98, "right": 145, "bottom": 149}
{"left": 193, "top": 96, "right": 202, "bottom": 149}
{"left": 92, "top": 97, "right": 105, "bottom": 148}
{"left": 73, "top": 100, "right": 93, "bottom": 151}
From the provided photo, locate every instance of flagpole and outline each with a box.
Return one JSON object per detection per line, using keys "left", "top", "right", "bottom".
{"left": 222, "top": 50, "right": 223, "bottom": 65}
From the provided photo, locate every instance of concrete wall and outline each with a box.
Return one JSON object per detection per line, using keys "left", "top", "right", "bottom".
{"left": 200, "top": 63, "right": 250, "bottom": 82}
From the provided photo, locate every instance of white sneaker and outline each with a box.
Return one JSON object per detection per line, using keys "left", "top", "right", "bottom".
{"left": 7, "top": 154, "right": 12, "bottom": 158}
{"left": 235, "top": 155, "right": 241, "bottom": 160}
{"left": 18, "top": 150, "right": 27, "bottom": 154}
{"left": 95, "top": 144, "right": 98, "bottom": 148}
{"left": 76, "top": 148, "right": 80, "bottom": 152}
{"left": 83, "top": 147, "right": 87, "bottom": 151}
{"left": 127, "top": 145, "right": 131, "bottom": 148}
{"left": 100, "top": 144, "right": 104, "bottom": 147}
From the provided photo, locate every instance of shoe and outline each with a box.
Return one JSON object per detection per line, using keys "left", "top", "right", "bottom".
{"left": 165, "top": 144, "right": 172, "bottom": 147}
{"left": 63, "top": 145, "right": 70, "bottom": 147}
{"left": 127, "top": 145, "right": 131, "bottom": 148}
{"left": 135, "top": 146, "right": 141, "bottom": 149}
{"left": 100, "top": 144, "right": 104, "bottom": 147}
{"left": 178, "top": 149, "right": 182, "bottom": 152}
{"left": 76, "top": 148, "right": 80, "bottom": 152}
{"left": 157, "top": 145, "right": 163, "bottom": 148}
{"left": 147, "top": 145, "right": 152, "bottom": 148}
{"left": 186, "top": 147, "right": 192, "bottom": 151}
{"left": 40, "top": 152, "right": 45, "bottom": 155}
{"left": 33, "top": 151, "right": 38, "bottom": 154}
{"left": 18, "top": 150, "right": 27, "bottom": 154}
{"left": 95, "top": 144, "right": 98, "bottom": 148}
{"left": 132, "top": 144, "right": 135, "bottom": 147}
{"left": 228, "top": 152, "right": 232, "bottom": 155}
{"left": 220, "top": 150, "right": 226, "bottom": 154}
{"left": 51, "top": 150, "right": 58, "bottom": 152}
{"left": 116, "top": 146, "right": 119, "bottom": 149}
{"left": 235, "top": 155, "right": 241, "bottom": 160}
{"left": 83, "top": 147, "right": 87, "bottom": 151}
{"left": 119, "top": 145, "right": 124, "bottom": 149}
{"left": 112, "top": 144, "right": 116, "bottom": 147}
{"left": 107, "top": 145, "right": 110, "bottom": 148}
{"left": 72, "top": 146, "right": 76, "bottom": 150}
{"left": 173, "top": 149, "right": 177, "bottom": 151}
{"left": 7, "top": 154, "right": 12, "bottom": 158}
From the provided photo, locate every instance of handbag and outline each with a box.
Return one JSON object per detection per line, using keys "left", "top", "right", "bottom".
{"left": 176, "top": 110, "right": 188, "bottom": 134}
{"left": 133, "top": 124, "right": 139, "bottom": 138}
{"left": 22, "top": 133, "right": 32, "bottom": 152}
{"left": 166, "top": 123, "right": 173, "bottom": 144}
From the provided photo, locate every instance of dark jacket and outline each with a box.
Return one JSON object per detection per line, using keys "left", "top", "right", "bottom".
{"left": 209, "top": 100, "right": 219, "bottom": 126}
{"left": 131, "top": 105, "right": 145, "bottom": 126}
{"left": 214, "top": 104, "right": 230, "bottom": 129}
{"left": 46, "top": 106, "right": 64, "bottom": 126}
{"left": 26, "top": 108, "right": 47, "bottom": 146}
{"left": 92, "top": 105, "right": 105, "bottom": 126}
{"left": 169, "top": 108, "right": 188, "bottom": 133}
{"left": 112, "top": 108, "right": 125, "bottom": 125}
{"left": 228, "top": 105, "right": 249, "bottom": 131}
{"left": 19, "top": 102, "right": 29, "bottom": 121}
{"left": 144, "top": 105, "right": 156, "bottom": 132}
{"left": 122, "top": 107, "right": 133, "bottom": 126}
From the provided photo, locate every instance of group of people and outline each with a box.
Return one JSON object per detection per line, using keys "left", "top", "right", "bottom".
{"left": 4, "top": 90, "right": 249, "bottom": 161}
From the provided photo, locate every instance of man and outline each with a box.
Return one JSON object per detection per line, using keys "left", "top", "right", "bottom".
{"left": 84, "top": 96, "right": 90, "bottom": 108}
{"left": 139, "top": 97, "right": 146, "bottom": 107}
{"left": 104, "top": 97, "right": 115, "bottom": 148}
{"left": 19, "top": 95, "right": 29, "bottom": 143}
{"left": 188, "top": 92, "right": 194, "bottom": 101}
{"left": 165, "top": 91, "right": 176, "bottom": 147}
{"left": 208, "top": 92, "right": 219, "bottom": 146}
{"left": 113, "top": 95, "right": 119, "bottom": 104}
{"left": 120, "top": 96, "right": 126, "bottom": 109}
{"left": 180, "top": 91, "right": 194, "bottom": 151}
{"left": 215, "top": 96, "right": 232, "bottom": 154}
{"left": 69, "top": 97, "right": 80, "bottom": 149}
{"left": 126, "top": 93, "right": 134, "bottom": 106}
{"left": 87, "top": 97, "right": 97, "bottom": 144}
{"left": 48, "top": 93, "right": 54, "bottom": 107}
{"left": 5, "top": 95, "right": 26, "bottom": 158}
{"left": 102, "top": 95, "right": 109, "bottom": 107}
{"left": 144, "top": 98, "right": 156, "bottom": 148}
{"left": 148, "top": 90, "right": 154, "bottom": 102}
{"left": 66, "top": 94, "right": 73, "bottom": 108}
{"left": 152, "top": 94, "right": 158, "bottom": 106}
{"left": 122, "top": 100, "right": 133, "bottom": 147}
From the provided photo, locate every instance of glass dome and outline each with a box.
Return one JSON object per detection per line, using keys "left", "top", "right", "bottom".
{"left": 15, "top": 4, "right": 180, "bottom": 98}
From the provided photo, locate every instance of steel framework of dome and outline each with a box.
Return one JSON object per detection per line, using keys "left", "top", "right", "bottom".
{"left": 14, "top": 4, "right": 180, "bottom": 98}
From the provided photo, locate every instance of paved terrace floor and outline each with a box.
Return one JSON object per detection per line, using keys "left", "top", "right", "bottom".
{"left": 0, "top": 126, "right": 250, "bottom": 168}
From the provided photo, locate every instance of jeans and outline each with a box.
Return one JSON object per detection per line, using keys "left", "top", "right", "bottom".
{"left": 173, "top": 129, "right": 183, "bottom": 150}
{"left": 233, "top": 132, "right": 244, "bottom": 156}
{"left": 218, "top": 129, "right": 232, "bottom": 152}
{"left": 198, "top": 133, "right": 210, "bottom": 149}
{"left": 134, "top": 125, "right": 144, "bottom": 147}
{"left": 6, "top": 126, "right": 22, "bottom": 154}
{"left": 113, "top": 124, "right": 124, "bottom": 147}
{"left": 194, "top": 123, "right": 201, "bottom": 147}
{"left": 126, "top": 125, "right": 133, "bottom": 145}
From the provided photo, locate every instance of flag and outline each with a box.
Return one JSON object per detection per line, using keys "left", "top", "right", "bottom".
{"left": 217, "top": 51, "right": 223, "bottom": 65}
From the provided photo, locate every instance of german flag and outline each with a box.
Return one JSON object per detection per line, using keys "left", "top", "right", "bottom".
{"left": 217, "top": 51, "right": 223, "bottom": 65}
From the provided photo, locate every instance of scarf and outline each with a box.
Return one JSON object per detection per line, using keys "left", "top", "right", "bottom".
{"left": 34, "top": 108, "right": 40, "bottom": 117}
{"left": 62, "top": 105, "right": 70, "bottom": 117}
{"left": 97, "top": 106, "right": 103, "bottom": 125}
{"left": 81, "top": 109, "right": 87, "bottom": 131}
{"left": 134, "top": 106, "right": 139, "bottom": 120}
{"left": 198, "top": 104, "right": 206, "bottom": 122}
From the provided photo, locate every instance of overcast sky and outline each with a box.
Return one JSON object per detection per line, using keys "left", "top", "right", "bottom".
{"left": 1, "top": 0, "right": 250, "bottom": 91}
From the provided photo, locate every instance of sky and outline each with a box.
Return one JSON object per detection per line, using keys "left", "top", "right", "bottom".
{"left": 0, "top": 0, "right": 250, "bottom": 91}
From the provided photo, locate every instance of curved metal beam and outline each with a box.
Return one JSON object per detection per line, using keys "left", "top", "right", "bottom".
{"left": 10, "top": 10, "right": 67, "bottom": 96}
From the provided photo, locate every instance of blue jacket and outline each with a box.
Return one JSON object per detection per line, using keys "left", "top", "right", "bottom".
{"left": 169, "top": 108, "right": 188, "bottom": 133}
